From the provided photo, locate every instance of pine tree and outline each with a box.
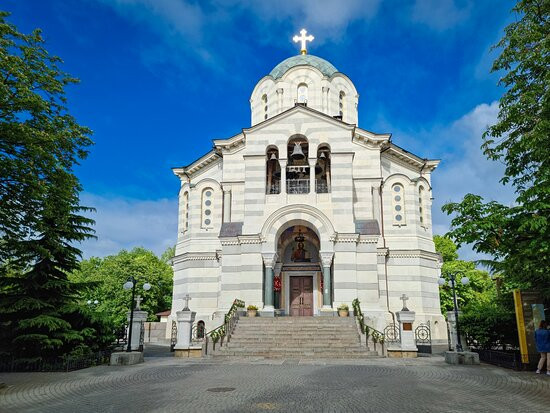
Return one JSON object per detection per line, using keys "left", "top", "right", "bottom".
{"left": 0, "top": 11, "right": 95, "bottom": 360}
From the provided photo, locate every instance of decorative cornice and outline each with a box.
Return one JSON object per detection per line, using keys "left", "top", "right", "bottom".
{"left": 377, "top": 247, "right": 389, "bottom": 257}
{"left": 353, "top": 130, "right": 390, "bottom": 149}
{"left": 172, "top": 252, "right": 220, "bottom": 265}
{"left": 332, "top": 233, "right": 360, "bottom": 243}
{"left": 213, "top": 133, "right": 245, "bottom": 155}
{"left": 357, "top": 235, "right": 380, "bottom": 244}
{"left": 173, "top": 151, "right": 222, "bottom": 178}
{"left": 387, "top": 249, "right": 441, "bottom": 260}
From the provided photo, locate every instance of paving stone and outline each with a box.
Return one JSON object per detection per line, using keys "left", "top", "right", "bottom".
{"left": 0, "top": 351, "right": 549, "bottom": 413}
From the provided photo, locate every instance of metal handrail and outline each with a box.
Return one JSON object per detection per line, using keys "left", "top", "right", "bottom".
{"left": 352, "top": 298, "right": 386, "bottom": 347}
{"left": 204, "top": 299, "right": 245, "bottom": 353}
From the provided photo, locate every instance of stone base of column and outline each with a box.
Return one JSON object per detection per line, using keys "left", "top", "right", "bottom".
{"left": 174, "top": 347, "right": 203, "bottom": 358}
{"left": 319, "top": 307, "right": 335, "bottom": 316}
{"left": 259, "top": 306, "right": 275, "bottom": 317}
{"left": 387, "top": 350, "right": 418, "bottom": 358}
{"left": 110, "top": 351, "right": 144, "bottom": 366}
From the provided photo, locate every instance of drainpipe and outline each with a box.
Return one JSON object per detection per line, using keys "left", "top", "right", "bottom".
{"left": 379, "top": 145, "right": 396, "bottom": 325}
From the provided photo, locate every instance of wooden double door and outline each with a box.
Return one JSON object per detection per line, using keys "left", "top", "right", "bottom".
{"left": 290, "top": 276, "right": 313, "bottom": 316}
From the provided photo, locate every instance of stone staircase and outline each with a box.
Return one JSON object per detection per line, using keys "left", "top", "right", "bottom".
{"left": 213, "top": 316, "right": 380, "bottom": 359}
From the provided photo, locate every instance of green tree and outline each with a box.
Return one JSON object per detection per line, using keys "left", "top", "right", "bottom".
{"left": 0, "top": 12, "right": 96, "bottom": 360}
{"left": 442, "top": 0, "right": 550, "bottom": 298}
{"left": 434, "top": 236, "right": 518, "bottom": 348}
{"left": 69, "top": 247, "right": 173, "bottom": 328}
{"left": 434, "top": 235, "right": 494, "bottom": 313}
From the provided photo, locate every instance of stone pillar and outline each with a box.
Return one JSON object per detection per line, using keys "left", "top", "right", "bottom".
{"left": 174, "top": 309, "right": 196, "bottom": 350}
{"left": 222, "top": 190, "right": 231, "bottom": 223}
{"left": 320, "top": 252, "right": 334, "bottom": 315}
{"left": 447, "top": 310, "right": 468, "bottom": 351}
{"left": 322, "top": 86, "right": 329, "bottom": 113}
{"left": 309, "top": 158, "right": 315, "bottom": 193}
{"left": 127, "top": 310, "right": 148, "bottom": 351}
{"left": 261, "top": 253, "right": 277, "bottom": 316}
{"left": 276, "top": 88, "right": 284, "bottom": 114}
{"left": 396, "top": 310, "right": 418, "bottom": 355}
{"left": 280, "top": 159, "right": 287, "bottom": 194}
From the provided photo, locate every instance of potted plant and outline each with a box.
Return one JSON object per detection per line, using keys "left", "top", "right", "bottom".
{"left": 337, "top": 304, "right": 349, "bottom": 317}
{"left": 247, "top": 305, "right": 258, "bottom": 317}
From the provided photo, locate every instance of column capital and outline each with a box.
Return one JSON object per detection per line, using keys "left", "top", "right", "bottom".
{"left": 319, "top": 252, "right": 334, "bottom": 267}
{"left": 262, "top": 252, "right": 278, "bottom": 268}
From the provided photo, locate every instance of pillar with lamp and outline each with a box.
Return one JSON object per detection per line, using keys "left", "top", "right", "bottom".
{"left": 438, "top": 272, "right": 480, "bottom": 364}
{"left": 123, "top": 276, "right": 151, "bottom": 353}
{"left": 438, "top": 271, "right": 469, "bottom": 352}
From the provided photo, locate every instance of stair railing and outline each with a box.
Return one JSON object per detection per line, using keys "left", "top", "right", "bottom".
{"left": 352, "top": 298, "right": 386, "bottom": 355}
{"left": 204, "top": 299, "right": 245, "bottom": 355}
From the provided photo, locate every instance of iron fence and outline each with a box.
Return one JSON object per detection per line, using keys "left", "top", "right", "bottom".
{"left": 0, "top": 350, "right": 112, "bottom": 373}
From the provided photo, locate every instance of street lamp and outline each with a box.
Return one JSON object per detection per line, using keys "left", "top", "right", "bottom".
{"left": 123, "top": 276, "right": 151, "bottom": 352}
{"left": 438, "top": 272, "right": 469, "bottom": 352}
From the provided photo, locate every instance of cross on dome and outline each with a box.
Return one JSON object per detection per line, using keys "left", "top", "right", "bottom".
{"left": 293, "top": 29, "right": 314, "bottom": 55}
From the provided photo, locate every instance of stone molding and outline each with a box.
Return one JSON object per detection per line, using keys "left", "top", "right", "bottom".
{"left": 262, "top": 252, "right": 278, "bottom": 268}
{"left": 319, "top": 252, "right": 334, "bottom": 267}
{"left": 172, "top": 252, "right": 220, "bottom": 265}
{"left": 332, "top": 233, "right": 359, "bottom": 243}
{"left": 388, "top": 249, "right": 441, "bottom": 260}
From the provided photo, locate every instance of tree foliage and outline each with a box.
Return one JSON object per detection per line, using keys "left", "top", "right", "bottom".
{"left": 69, "top": 248, "right": 174, "bottom": 328}
{"left": 434, "top": 235, "right": 494, "bottom": 313}
{"left": 442, "top": 0, "right": 550, "bottom": 298}
{"left": 0, "top": 11, "right": 96, "bottom": 360}
{"left": 434, "top": 236, "right": 518, "bottom": 348}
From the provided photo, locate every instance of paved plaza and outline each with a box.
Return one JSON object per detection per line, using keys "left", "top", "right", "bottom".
{"left": 1, "top": 350, "right": 549, "bottom": 413}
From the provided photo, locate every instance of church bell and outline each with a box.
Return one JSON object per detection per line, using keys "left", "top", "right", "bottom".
{"left": 290, "top": 142, "right": 305, "bottom": 160}
{"left": 269, "top": 153, "right": 277, "bottom": 161}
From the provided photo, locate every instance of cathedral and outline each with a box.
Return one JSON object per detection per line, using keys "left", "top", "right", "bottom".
{"left": 170, "top": 31, "right": 446, "bottom": 343}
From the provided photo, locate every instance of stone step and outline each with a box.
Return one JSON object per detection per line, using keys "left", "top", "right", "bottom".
{"left": 214, "top": 351, "right": 379, "bottom": 359}
{"left": 223, "top": 345, "right": 365, "bottom": 351}
{"left": 211, "top": 316, "right": 378, "bottom": 359}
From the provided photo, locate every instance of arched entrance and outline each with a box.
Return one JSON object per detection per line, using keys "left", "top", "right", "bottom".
{"left": 261, "top": 205, "right": 335, "bottom": 316}
{"left": 277, "top": 225, "right": 320, "bottom": 316}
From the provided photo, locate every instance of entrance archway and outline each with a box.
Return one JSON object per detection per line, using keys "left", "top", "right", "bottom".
{"left": 277, "top": 225, "right": 320, "bottom": 316}
{"left": 261, "top": 205, "right": 335, "bottom": 315}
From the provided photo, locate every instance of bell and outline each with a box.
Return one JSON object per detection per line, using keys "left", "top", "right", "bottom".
{"left": 269, "top": 153, "right": 277, "bottom": 161}
{"left": 290, "top": 143, "right": 305, "bottom": 160}
{"left": 319, "top": 152, "right": 326, "bottom": 158}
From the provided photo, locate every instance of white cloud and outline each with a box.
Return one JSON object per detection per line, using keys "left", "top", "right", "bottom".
{"left": 78, "top": 193, "right": 177, "bottom": 258}
{"left": 411, "top": 0, "right": 472, "bottom": 31}
{"left": 429, "top": 101, "right": 515, "bottom": 260}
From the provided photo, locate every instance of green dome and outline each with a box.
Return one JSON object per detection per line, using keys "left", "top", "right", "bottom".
{"left": 269, "top": 54, "right": 338, "bottom": 79}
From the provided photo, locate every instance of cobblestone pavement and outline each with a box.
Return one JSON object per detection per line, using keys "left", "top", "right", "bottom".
{"left": 1, "top": 353, "right": 549, "bottom": 413}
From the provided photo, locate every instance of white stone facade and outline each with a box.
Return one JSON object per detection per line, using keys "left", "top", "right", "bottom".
{"left": 170, "top": 53, "right": 446, "bottom": 343}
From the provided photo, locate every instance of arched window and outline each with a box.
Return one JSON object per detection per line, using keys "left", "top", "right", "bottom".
{"left": 315, "top": 145, "right": 331, "bottom": 193}
{"left": 262, "top": 94, "right": 268, "bottom": 120}
{"left": 196, "top": 320, "right": 205, "bottom": 339}
{"left": 391, "top": 183, "right": 406, "bottom": 225}
{"left": 201, "top": 188, "right": 214, "bottom": 229}
{"left": 339, "top": 91, "right": 345, "bottom": 118}
{"left": 182, "top": 191, "right": 189, "bottom": 232}
{"left": 266, "top": 147, "right": 281, "bottom": 194}
{"left": 287, "top": 136, "right": 309, "bottom": 194}
{"left": 419, "top": 186, "right": 427, "bottom": 227}
{"left": 297, "top": 83, "right": 308, "bottom": 104}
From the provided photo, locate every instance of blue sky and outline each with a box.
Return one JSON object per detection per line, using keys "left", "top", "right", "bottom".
{"left": 6, "top": 0, "right": 518, "bottom": 259}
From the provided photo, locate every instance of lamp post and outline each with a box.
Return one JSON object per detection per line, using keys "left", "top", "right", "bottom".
{"left": 123, "top": 276, "right": 151, "bottom": 352}
{"left": 438, "top": 272, "right": 469, "bottom": 352}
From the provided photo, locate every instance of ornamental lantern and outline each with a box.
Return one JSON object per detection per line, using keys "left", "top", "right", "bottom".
{"left": 274, "top": 275, "right": 282, "bottom": 292}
